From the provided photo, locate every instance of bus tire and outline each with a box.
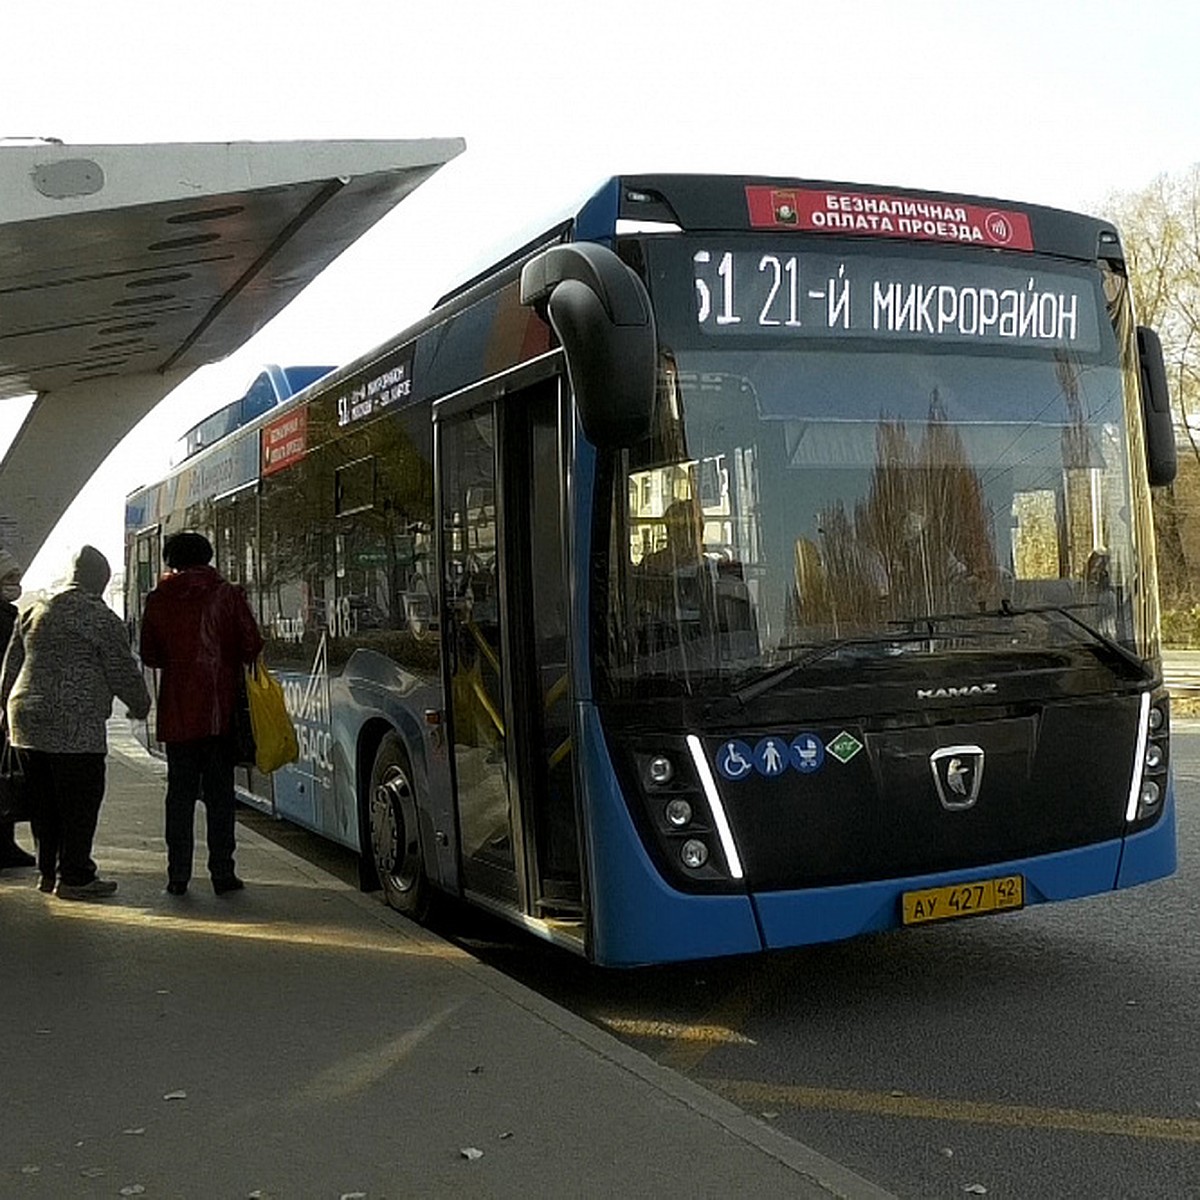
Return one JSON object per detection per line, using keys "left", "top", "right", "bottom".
{"left": 368, "top": 733, "right": 431, "bottom": 921}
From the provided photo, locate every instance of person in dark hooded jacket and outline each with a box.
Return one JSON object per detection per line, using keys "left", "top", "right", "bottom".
{"left": 139, "top": 532, "right": 263, "bottom": 895}
{"left": 1, "top": 546, "right": 151, "bottom": 899}
{"left": 0, "top": 548, "right": 36, "bottom": 869}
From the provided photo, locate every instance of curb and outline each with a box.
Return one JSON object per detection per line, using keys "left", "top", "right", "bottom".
{"left": 108, "top": 729, "right": 897, "bottom": 1200}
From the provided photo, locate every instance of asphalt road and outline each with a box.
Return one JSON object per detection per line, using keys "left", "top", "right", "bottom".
{"left": 241, "top": 728, "right": 1200, "bottom": 1200}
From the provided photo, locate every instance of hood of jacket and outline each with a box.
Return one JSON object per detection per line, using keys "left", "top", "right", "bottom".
{"left": 154, "top": 564, "right": 226, "bottom": 600}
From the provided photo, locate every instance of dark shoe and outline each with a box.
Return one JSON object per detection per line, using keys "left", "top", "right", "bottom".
{"left": 37, "top": 875, "right": 55, "bottom": 894}
{"left": 166, "top": 880, "right": 188, "bottom": 896}
{"left": 57, "top": 877, "right": 118, "bottom": 901}
{"left": 0, "top": 845, "right": 37, "bottom": 868}
{"left": 212, "top": 875, "right": 244, "bottom": 895}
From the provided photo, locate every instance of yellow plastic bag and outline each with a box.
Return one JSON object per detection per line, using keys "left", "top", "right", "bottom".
{"left": 244, "top": 658, "right": 299, "bottom": 773}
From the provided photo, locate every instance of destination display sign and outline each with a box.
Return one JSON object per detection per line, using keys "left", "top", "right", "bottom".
{"left": 692, "top": 248, "right": 1102, "bottom": 351}
{"left": 746, "top": 186, "right": 1034, "bottom": 250}
{"left": 335, "top": 346, "right": 415, "bottom": 428}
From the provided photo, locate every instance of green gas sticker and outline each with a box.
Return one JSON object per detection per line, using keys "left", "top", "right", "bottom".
{"left": 826, "top": 731, "right": 864, "bottom": 764}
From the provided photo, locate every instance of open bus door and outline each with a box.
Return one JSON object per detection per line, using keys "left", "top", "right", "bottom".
{"left": 128, "top": 526, "right": 162, "bottom": 640}
{"left": 128, "top": 526, "right": 162, "bottom": 746}
{"left": 212, "top": 483, "right": 274, "bottom": 814}
{"left": 436, "top": 366, "right": 585, "bottom": 947}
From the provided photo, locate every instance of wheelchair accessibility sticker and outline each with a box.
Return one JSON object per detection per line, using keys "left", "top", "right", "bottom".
{"left": 713, "top": 730, "right": 855, "bottom": 780}
{"left": 716, "top": 740, "right": 755, "bottom": 780}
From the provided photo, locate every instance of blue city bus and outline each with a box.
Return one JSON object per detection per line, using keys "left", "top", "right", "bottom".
{"left": 125, "top": 175, "right": 1177, "bottom": 966}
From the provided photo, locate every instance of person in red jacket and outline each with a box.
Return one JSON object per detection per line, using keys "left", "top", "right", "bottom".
{"left": 140, "top": 532, "right": 263, "bottom": 896}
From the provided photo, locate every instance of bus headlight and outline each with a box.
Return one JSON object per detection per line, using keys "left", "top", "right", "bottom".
{"left": 1128, "top": 692, "right": 1170, "bottom": 822}
{"left": 646, "top": 755, "right": 674, "bottom": 786}
{"left": 664, "top": 798, "right": 692, "bottom": 827}
{"left": 625, "top": 738, "right": 744, "bottom": 888}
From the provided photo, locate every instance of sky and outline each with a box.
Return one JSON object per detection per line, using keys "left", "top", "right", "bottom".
{"left": 4, "top": 0, "right": 1200, "bottom": 593}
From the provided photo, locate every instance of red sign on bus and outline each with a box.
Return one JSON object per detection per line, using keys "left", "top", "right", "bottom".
{"left": 262, "top": 407, "right": 308, "bottom": 476}
{"left": 746, "top": 186, "right": 1034, "bottom": 251}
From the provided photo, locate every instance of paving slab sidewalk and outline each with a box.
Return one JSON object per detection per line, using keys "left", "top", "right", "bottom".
{"left": 0, "top": 726, "right": 895, "bottom": 1200}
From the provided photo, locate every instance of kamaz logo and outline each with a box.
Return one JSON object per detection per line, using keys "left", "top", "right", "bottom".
{"left": 916, "top": 683, "right": 998, "bottom": 700}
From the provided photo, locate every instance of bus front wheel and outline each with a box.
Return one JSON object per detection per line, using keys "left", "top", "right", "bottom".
{"left": 368, "top": 735, "right": 431, "bottom": 920}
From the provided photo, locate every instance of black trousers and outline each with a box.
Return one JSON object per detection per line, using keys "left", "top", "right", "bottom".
{"left": 24, "top": 751, "right": 107, "bottom": 887}
{"left": 164, "top": 736, "right": 237, "bottom": 884}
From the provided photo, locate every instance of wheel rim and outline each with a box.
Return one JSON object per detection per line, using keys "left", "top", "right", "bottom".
{"left": 370, "top": 762, "right": 420, "bottom": 894}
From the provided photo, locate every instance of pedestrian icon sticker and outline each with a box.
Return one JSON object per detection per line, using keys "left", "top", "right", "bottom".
{"left": 753, "top": 736, "right": 790, "bottom": 777}
{"left": 715, "top": 739, "right": 755, "bottom": 781}
{"left": 790, "top": 733, "right": 825, "bottom": 773}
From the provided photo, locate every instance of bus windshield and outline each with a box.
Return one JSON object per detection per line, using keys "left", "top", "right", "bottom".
{"left": 599, "top": 235, "right": 1153, "bottom": 698}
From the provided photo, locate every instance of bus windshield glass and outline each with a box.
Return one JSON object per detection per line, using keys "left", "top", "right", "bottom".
{"left": 599, "top": 235, "right": 1150, "bottom": 698}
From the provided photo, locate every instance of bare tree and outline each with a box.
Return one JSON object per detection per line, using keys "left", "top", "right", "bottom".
{"left": 1104, "top": 165, "right": 1200, "bottom": 456}
{"left": 1103, "top": 167, "right": 1200, "bottom": 613}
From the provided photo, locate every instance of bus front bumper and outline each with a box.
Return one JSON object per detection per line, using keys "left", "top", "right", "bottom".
{"left": 752, "top": 785, "right": 1176, "bottom": 951}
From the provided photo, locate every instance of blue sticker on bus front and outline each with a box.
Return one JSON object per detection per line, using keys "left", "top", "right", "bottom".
{"left": 716, "top": 740, "right": 755, "bottom": 781}
{"left": 790, "top": 733, "right": 825, "bottom": 774}
{"left": 753, "top": 736, "right": 790, "bottom": 777}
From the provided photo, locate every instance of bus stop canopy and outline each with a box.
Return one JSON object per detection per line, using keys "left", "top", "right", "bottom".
{"left": 0, "top": 138, "right": 464, "bottom": 568}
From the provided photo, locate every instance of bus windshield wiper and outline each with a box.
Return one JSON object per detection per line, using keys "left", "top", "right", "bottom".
{"left": 736, "top": 603, "right": 1150, "bottom": 707}
{"left": 992, "top": 601, "right": 1152, "bottom": 678}
{"left": 891, "top": 601, "right": 1151, "bottom": 678}
{"left": 734, "top": 631, "right": 960, "bottom": 705}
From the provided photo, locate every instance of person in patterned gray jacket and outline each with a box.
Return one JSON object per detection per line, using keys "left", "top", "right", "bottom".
{"left": 0, "top": 545, "right": 150, "bottom": 900}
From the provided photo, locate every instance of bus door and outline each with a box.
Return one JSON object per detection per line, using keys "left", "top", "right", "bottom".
{"left": 212, "top": 484, "right": 272, "bottom": 811}
{"left": 128, "top": 526, "right": 162, "bottom": 747}
{"left": 437, "top": 369, "right": 583, "bottom": 929}
{"left": 212, "top": 483, "right": 257, "bottom": 595}
{"left": 128, "top": 526, "right": 161, "bottom": 640}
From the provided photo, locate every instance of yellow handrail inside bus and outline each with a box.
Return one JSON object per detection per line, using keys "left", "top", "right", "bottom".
{"left": 463, "top": 619, "right": 500, "bottom": 674}
{"left": 549, "top": 737, "right": 573, "bottom": 769}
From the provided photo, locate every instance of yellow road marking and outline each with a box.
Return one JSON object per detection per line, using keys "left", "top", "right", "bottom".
{"left": 656, "top": 989, "right": 760, "bottom": 1072}
{"left": 594, "top": 981, "right": 762, "bottom": 1073}
{"left": 597, "top": 1016, "right": 756, "bottom": 1048}
{"left": 703, "top": 1078, "right": 1200, "bottom": 1144}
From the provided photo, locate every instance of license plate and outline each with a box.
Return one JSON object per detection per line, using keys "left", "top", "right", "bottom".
{"left": 901, "top": 874, "right": 1024, "bottom": 926}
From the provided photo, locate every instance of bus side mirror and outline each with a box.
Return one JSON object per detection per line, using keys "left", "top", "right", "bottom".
{"left": 1137, "top": 326, "right": 1177, "bottom": 487}
{"left": 520, "top": 243, "right": 657, "bottom": 448}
